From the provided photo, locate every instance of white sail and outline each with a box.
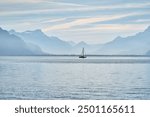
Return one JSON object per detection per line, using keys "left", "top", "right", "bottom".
{"left": 79, "top": 48, "right": 86, "bottom": 58}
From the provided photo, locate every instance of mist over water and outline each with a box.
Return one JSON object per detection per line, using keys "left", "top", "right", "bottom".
{"left": 0, "top": 56, "right": 150, "bottom": 99}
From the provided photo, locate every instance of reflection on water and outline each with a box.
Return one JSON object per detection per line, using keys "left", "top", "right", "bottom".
{"left": 0, "top": 56, "right": 150, "bottom": 99}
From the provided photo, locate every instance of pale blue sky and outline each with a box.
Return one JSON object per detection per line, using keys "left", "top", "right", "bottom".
{"left": 0, "top": 0, "right": 150, "bottom": 44}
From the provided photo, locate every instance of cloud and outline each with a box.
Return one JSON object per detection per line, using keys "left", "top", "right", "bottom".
{"left": 134, "top": 19, "right": 150, "bottom": 23}
{"left": 41, "top": 18, "right": 67, "bottom": 24}
{"left": 1, "top": 1, "right": 150, "bottom": 16}
{"left": 69, "top": 24, "right": 148, "bottom": 32}
{"left": 43, "top": 13, "right": 144, "bottom": 31}
{"left": 0, "top": 1, "right": 86, "bottom": 16}
{"left": 0, "top": 0, "right": 44, "bottom": 3}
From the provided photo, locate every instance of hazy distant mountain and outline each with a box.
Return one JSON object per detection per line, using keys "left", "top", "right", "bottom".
{"left": 0, "top": 28, "right": 44, "bottom": 55}
{"left": 71, "top": 41, "right": 89, "bottom": 54}
{"left": 10, "top": 29, "right": 72, "bottom": 54}
{"left": 146, "top": 50, "right": 150, "bottom": 55}
{"left": 67, "top": 41, "right": 76, "bottom": 46}
{"left": 74, "top": 41, "right": 89, "bottom": 48}
{"left": 97, "top": 26, "right": 150, "bottom": 55}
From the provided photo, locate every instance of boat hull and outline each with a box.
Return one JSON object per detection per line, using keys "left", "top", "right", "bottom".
{"left": 79, "top": 56, "right": 87, "bottom": 58}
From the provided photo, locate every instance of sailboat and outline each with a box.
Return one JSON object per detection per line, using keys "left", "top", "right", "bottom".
{"left": 79, "top": 48, "right": 87, "bottom": 58}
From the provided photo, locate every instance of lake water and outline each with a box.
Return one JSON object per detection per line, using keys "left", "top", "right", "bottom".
{"left": 0, "top": 56, "right": 150, "bottom": 100}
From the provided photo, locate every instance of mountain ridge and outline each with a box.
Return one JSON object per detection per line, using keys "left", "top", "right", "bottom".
{"left": 10, "top": 29, "right": 72, "bottom": 54}
{"left": 1, "top": 25, "right": 150, "bottom": 55}
{"left": 0, "top": 28, "right": 45, "bottom": 55}
{"left": 97, "top": 26, "right": 150, "bottom": 55}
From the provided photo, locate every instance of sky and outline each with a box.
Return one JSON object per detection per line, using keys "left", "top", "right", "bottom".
{"left": 0, "top": 0, "right": 150, "bottom": 44}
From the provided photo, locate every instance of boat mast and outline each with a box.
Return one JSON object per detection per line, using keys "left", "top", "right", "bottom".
{"left": 82, "top": 48, "right": 84, "bottom": 56}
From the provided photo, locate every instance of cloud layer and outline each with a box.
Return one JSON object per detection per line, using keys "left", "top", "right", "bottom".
{"left": 0, "top": 0, "right": 150, "bottom": 43}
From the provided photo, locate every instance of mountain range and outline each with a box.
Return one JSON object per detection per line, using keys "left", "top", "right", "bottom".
{"left": 9, "top": 29, "right": 72, "bottom": 54}
{"left": 0, "top": 26, "right": 150, "bottom": 55}
{"left": 0, "top": 28, "right": 44, "bottom": 55}
{"left": 9, "top": 29, "right": 95, "bottom": 54}
{"left": 97, "top": 26, "right": 150, "bottom": 55}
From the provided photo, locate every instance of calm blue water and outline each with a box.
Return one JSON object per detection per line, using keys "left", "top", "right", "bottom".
{"left": 0, "top": 56, "right": 150, "bottom": 100}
